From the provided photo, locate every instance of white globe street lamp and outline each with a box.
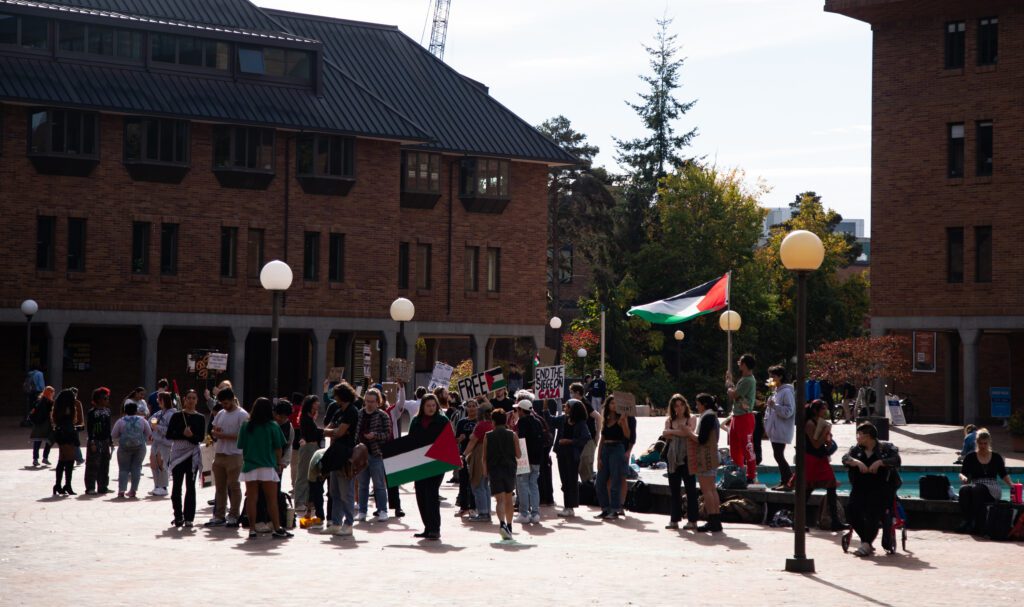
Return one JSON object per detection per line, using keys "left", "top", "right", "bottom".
{"left": 21, "top": 300, "right": 39, "bottom": 397}
{"left": 260, "top": 260, "right": 293, "bottom": 400}
{"left": 719, "top": 310, "right": 742, "bottom": 332}
{"left": 549, "top": 317, "right": 562, "bottom": 330}
{"left": 390, "top": 298, "right": 416, "bottom": 383}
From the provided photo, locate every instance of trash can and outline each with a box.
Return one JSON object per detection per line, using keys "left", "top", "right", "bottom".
{"left": 856, "top": 416, "right": 889, "bottom": 441}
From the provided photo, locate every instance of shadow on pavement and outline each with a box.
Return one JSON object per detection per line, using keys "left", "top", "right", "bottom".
{"left": 803, "top": 574, "right": 895, "bottom": 606}
{"left": 229, "top": 538, "right": 289, "bottom": 556}
{"left": 684, "top": 530, "right": 752, "bottom": 550}
{"left": 867, "top": 553, "right": 935, "bottom": 570}
{"left": 385, "top": 542, "right": 466, "bottom": 553}
{"left": 489, "top": 541, "right": 536, "bottom": 550}
{"left": 518, "top": 524, "right": 554, "bottom": 536}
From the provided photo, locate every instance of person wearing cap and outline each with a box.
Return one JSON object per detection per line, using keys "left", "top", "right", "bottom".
{"left": 514, "top": 394, "right": 545, "bottom": 524}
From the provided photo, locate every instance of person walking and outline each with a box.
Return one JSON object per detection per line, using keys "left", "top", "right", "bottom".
{"left": 689, "top": 393, "right": 722, "bottom": 532}
{"left": 514, "top": 398, "right": 544, "bottom": 524}
{"left": 294, "top": 395, "right": 324, "bottom": 520}
{"left": 763, "top": 365, "right": 796, "bottom": 490}
{"left": 724, "top": 353, "right": 759, "bottom": 483}
{"left": 356, "top": 388, "right": 392, "bottom": 523}
{"left": 485, "top": 408, "right": 521, "bottom": 539}
{"left": 205, "top": 388, "right": 248, "bottom": 528}
{"left": 237, "top": 397, "right": 292, "bottom": 540}
{"left": 594, "top": 395, "right": 630, "bottom": 520}
{"left": 29, "top": 386, "right": 55, "bottom": 467}
{"left": 84, "top": 387, "right": 113, "bottom": 495}
{"left": 549, "top": 399, "right": 591, "bottom": 518}
{"left": 148, "top": 392, "right": 176, "bottom": 497}
{"left": 842, "top": 422, "right": 902, "bottom": 556}
{"left": 956, "top": 428, "right": 1013, "bottom": 535}
{"left": 411, "top": 394, "right": 448, "bottom": 540}
{"left": 663, "top": 394, "right": 698, "bottom": 530}
{"left": 112, "top": 402, "right": 152, "bottom": 499}
{"left": 167, "top": 390, "right": 206, "bottom": 528}
{"left": 22, "top": 365, "right": 45, "bottom": 427}
{"left": 51, "top": 388, "right": 84, "bottom": 496}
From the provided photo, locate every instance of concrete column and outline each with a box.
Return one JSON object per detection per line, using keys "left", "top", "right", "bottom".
{"left": 402, "top": 330, "right": 418, "bottom": 365}
{"left": 381, "top": 331, "right": 394, "bottom": 380}
{"left": 869, "top": 324, "right": 886, "bottom": 418}
{"left": 47, "top": 322, "right": 69, "bottom": 391}
{"left": 140, "top": 323, "right": 162, "bottom": 392}
{"left": 960, "top": 328, "right": 980, "bottom": 424}
{"left": 312, "top": 328, "right": 330, "bottom": 393}
{"left": 338, "top": 333, "right": 354, "bottom": 383}
{"left": 230, "top": 326, "right": 249, "bottom": 403}
{"left": 470, "top": 333, "right": 488, "bottom": 372}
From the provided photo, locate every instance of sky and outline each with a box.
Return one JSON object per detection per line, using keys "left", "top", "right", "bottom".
{"left": 255, "top": 0, "right": 874, "bottom": 234}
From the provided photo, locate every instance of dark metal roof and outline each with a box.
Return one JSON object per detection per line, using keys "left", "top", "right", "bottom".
{"left": 267, "top": 10, "right": 577, "bottom": 165}
{"left": 36, "top": 0, "right": 284, "bottom": 32}
{"left": 0, "top": 55, "right": 431, "bottom": 141}
{"left": 0, "top": 0, "right": 319, "bottom": 44}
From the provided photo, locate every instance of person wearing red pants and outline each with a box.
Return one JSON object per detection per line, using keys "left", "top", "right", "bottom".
{"left": 725, "top": 353, "right": 758, "bottom": 483}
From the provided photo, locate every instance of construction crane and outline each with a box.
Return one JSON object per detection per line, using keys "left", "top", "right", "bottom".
{"left": 426, "top": 0, "right": 452, "bottom": 60}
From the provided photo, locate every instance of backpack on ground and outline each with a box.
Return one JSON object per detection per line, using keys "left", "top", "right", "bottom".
{"left": 717, "top": 465, "right": 748, "bottom": 491}
{"left": 119, "top": 416, "right": 146, "bottom": 449}
{"left": 986, "top": 502, "right": 1017, "bottom": 541}
{"left": 817, "top": 498, "right": 847, "bottom": 529}
{"left": 719, "top": 497, "right": 764, "bottom": 524}
{"left": 624, "top": 480, "right": 652, "bottom": 513}
{"left": 919, "top": 475, "right": 951, "bottom": 500}
{"left": 1008, "top": 509, "right": 1024, "bottom": 540}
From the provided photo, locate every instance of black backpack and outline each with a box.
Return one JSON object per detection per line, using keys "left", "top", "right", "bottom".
{"left": 919, "top": 475, "right": 951, "bottom": 500}
{"left": 986, "top": 502, "right": 1017, "bottom": 541}
{"left": 625, "top": 480, "right": 653, "bottom": 513}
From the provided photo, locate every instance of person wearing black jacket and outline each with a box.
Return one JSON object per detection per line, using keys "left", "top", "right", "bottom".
{"left": 166, "top": 390, "right": 207, "bottom": 528}
{"left": 548, "top": 399, "right": 591, "bottom": 518}
{"left": 841, "top": 422, "right": 902, "bottom": 557}
{"left": 514, "top": 399, "right": 545, "bottom": 524}
{"left": 295, "top": 396, "right": 324, "bottom": 520}
{"left": 411, "top": 394, "right": 448, "bottom": 540}
{"left": 84, "top": 387, "right": 113, "bottom": 495}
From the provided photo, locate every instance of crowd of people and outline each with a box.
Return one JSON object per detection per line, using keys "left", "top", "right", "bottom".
{"left": 23, "top": 354, "right": 1019, "bottom": 551}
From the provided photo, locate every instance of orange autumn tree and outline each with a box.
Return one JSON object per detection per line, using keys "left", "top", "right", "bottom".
{"left": 807, "top": 335, "right": 910, "bottom": 390}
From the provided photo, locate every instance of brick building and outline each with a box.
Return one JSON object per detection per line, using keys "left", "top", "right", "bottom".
{"left": 0, "top": 0, "right": 573, "bottom": 414}
{"left": 827, "top": 0, "right": 1023, "bottom": 423}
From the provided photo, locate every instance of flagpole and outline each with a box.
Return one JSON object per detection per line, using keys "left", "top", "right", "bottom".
{"left": 600, "top": 305, "right": 606, "bottom": 378}
{"left": 726, "top": 270, "right": 733, "bottom": 376}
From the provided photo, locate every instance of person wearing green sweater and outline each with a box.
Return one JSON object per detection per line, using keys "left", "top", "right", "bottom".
{"left": 236, "top": 398, "right": 292, "bottom": 540}
{"left": 725, "top": 353, "right": 759, "bottom": 482}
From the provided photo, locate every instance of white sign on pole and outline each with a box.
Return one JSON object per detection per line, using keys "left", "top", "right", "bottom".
{"left": 207, "top": 352, "right": 229, "bottom": 371}
{"left": 534, "top": 365, "right": 565, "bottom": 400}
{"left": 515, "top": 438, "right": 529, "bottom": 475}
{"left": 427, "top": 362, "right": 454, "bottom": 391}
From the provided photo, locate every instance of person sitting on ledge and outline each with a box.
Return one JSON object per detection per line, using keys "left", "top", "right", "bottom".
{"left": 841, "top": 422, "right": 902, "bottom": 557}
{"left": 957, "top": 428, "right": 1013, "bottom": 536}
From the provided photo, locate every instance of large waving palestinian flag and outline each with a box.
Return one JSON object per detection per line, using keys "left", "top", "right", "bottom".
{"left": 382, "top": 422, "right": 462, "bottom": 487}
{"left": 627, "top": 273, "right": 730, "bottom": 324}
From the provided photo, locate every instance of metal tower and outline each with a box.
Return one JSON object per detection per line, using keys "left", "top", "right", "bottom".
{"left": 427, "top": 0, "right": 452, "bottom": 60}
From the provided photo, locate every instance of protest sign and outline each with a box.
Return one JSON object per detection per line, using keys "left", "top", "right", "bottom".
{"left": 534, "top": 365, "right": 565, "bottom": 400}
{"left": 612, "top": 391, "right": 638, "bottom": 416}
{"left": 427, "top": 362, "right": 454, "bottom": 390}
{"left": 516, "top": 438, "right": 529, "bottom": 475}
{"left": 208, "top": 352, "right": 229, "bottom": 371}
{"left": 328, "top": 367, "right": 345, "bottom": 383}
{"left": 387, "top": 358, "right": 414, "bottom": 384}
{"left": 382, "top": 382, "right": 400, "bottom": 407}
{"left": 455, "top": 367, "right": 506, "bottom": 402}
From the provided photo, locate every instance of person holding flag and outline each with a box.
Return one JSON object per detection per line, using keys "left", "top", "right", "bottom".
{"left": 407, "top": 394, "right": 450, "bottom": 541}
{"left": 725, "top": 353, "right": 759, "bottom": 483}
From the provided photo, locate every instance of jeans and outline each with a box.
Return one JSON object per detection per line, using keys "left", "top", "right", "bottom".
{"left": 595, "top": 442, "right": 626, "bottom": 512}
{"left": 771, "top": 442, "right": 792, "bottom": 485}
{"left": 471, "top": 475, "right": 491, "bottom": 515}
{"left": 171, "top": 460, "right": 197, "bottom": 522}
{"left": 85, "top": 439, "right": 111, "bottom": 492}
{"left": 667, "top": 464, "right": 699, "bottom": 523}
{"left": 32, "top": 440, "right": 52, "bottom": 462}
{"left": 151, "top": 442, "right": 171, "bottom": 489}
{"left": 329, "top": 470, "right": 354, "bottom": 526}
{"left": 117, "top": 445, "right": 145, "bottom": 493}
{"left": 358, "top": 455, "right": 388, "bottom": 515}
{"left": 516, "top": 465, "right": 541, "bottom": 516}
{"left": 212, "top": 453, "right": 243, "bottom": 519}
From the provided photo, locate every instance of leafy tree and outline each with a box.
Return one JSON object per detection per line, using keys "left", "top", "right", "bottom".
{"left": 807, "top": 335, "right": 910, "bottom": 390}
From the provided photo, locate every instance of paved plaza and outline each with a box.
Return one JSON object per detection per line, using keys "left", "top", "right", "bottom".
{"left": 1, "top": 418, "right": 1021, "bottom": 607}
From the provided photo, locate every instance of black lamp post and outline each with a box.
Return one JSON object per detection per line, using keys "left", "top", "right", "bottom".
{"left": 21, "top": 299, "right": 38, "bottom": 376}
{"left": 260, "top": 260, "right": 293, "bottom": 401}
{"left": 780, "top": 229, "right": 825, "bottom": 574}
{"left": 390, "top": 297, "right": 415, "bottom": 387}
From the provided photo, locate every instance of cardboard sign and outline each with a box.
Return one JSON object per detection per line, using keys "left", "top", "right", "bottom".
{"left": 515, "top": 437, "right": 530, "bottom": 475}
{"left": 362, "top": 344, "right": 372, "bottom": 378}
{"left": 382, "top": 382, "right": 400, "bottom": 407}
{"left": 208, "top": 352, "right": 229, "bottom": 371}
{"left": 455, "top": 367, "right": 506, "bottom": 402}
{"left": 537, "top": 347, "right": 557, "bottom": 367}
{"left": 612, "top": 391, "right": 637, "bottom": 417}
{"left": 328, "top": 367, "right": 346, "bottom": 383}
{"left": 887, "top": 396, "right": 906, "bottom": 426}
{"left": 387, "top": 358, "right": 414, "bottom": 384}
{"left": 534, "top": 365, "right": 566, "bottom": 400}
{"left": 427, "top": 362, "right": 454, "bottom": 390}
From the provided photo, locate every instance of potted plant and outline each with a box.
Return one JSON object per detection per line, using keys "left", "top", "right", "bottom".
{"left": 1009, "top": 410, "right": 1024, "bottom": 453}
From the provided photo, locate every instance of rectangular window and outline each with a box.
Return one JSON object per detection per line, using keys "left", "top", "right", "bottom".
{"left": 948, "top": 123, "right": 964, "bottom": 178}
{"left": 303, "top": 231, "right": 320, "bottom": 281}
{"left": 247, "top": 228, "right": 264, "bottom": 278}
{"left": 160, "top": 223, "right": 179, "bottom": 276}
{"left": 945, "top": 21, "right": 965, "bottom": 69}
{"left": 238, "top": 46, "right": 265, "bottom": 74}
{"left": 0, "top": 13, "right": 48, "bottom": 49}
{"left": 36, "top": 215, "right": 55, "bottom": 270}
{"left": 29, "top": 109, "right": 98, "bottom": 157}
{"left": 67, "top": 217, "right": 86, "bottom": 272}
{"left": 124, "top": 117, "right": 189, "bottom": 165}
{"left": 947, "top": 227, "right": 964, "bottom": 283}
{"left": 460, "top": 158, "right": 510, "bottom": 198}
{"left": 487, "top": 247, "right": 501, "bottom": 292}
{"left": 416, "top": 243, "right": 432, "bottom": 290}
{"left": 559, "top": 245, "right": 573, "bottom": 284}
{"left": 58, "top": 21, "right": 140, "bottom": 60}
{"left": 975, "top": 226, "right": 992, "bottom": 283}
{"left": 328, "top": 233, "right": 345, "bottom": 282}
{"left": 212, "top": 126, "right": 274, "bottom": 171}
{"left": 976, "top": 121, "right": 992, "bottom": 176}
{"left": 296, "top": 134, "right": 354, "bottom": 178}
{"left": 465, "top": 246, "right": 479, "bottom": 291}
{"left": 398, "top": 242, "right": 410, "bottom": 289}
{"left": 238, "top": 46, "right": 311, "bottom": 82}
{"left": 402, "top": 151, "right": 441, "bottom": 193}
{"left": 152, "top": 34, "right": 229, "bottom": 70}
{"left": 131, "top": 221, "right": 150, "bottom": 274}
{"left": 220, "top": 226, "right": 237, "bottom": 278}
{"left": 978, "top": 17, "right": 998, "bottom": 65}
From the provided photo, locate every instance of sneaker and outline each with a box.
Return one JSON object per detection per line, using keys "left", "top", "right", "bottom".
{"left": 153, "top": 487, "right": 168, "bottom": 497}
{"left": 454, "top": 509, "right": 471, "bottom": 517}
{"left": 665, "top": 521, "right": 680, "bottom": 530}
{"left": 424, "top": 532, "right": 441, "bottom": 541}
{"left": 97, "top": 488, "right": 111, "bottom": 494}
{"left": 254, "top": 522, "right": 272, "bottom": 534}
{"left": 148, "top": 490, "right": 157, "bottom": 496}
{"left": 32, "top": 459, "right": 39, "bottom": 467}
{"left": 172, "top": 519, "right": 183, "bottom": 528}
{"left": 595, "top": 511, "right": 610, "bottom": 519}
{"left": 530, "top": 514, "right": 541, "bottom": 524}
{"left": 340, "top": 524, "right": 353, "bottom": 537}
{"left": 247, "top": 531, "right": 258, "bottom": 540}
{"left": 682, "top": 521, "right": 699, "bottom": 530}
{"left": 272, "top": 528, "right": 294, "bottom": 539}
{"left": 126, "top": 491, "right": 137, "bottom": 499}
{"left": 42, "top": 458, "right": 51, "bottom": 465}
{"left": 85, "top": 489, "right": 97, "bottom": 495}
{"left": 325, "top": 523, "right": 340, "bottom": 533}
{"left": 204, "top": 518, "right": 227, "bottom": 527}
{"left": 117, "top": 492, "right": 125, "bottom": 499}
{"left": 605, "top": 512, "right": 620, "bottom": 521}
{"left": 356, "top": 512, "right": 367, "bottom": 522}
{"left": 395, "top": 509, "right": 406, "bottom": 518}
{"left": 514, "top": 513, "right": 531, "bottom": 524}
{"left": 615, "top": 510, "right": 625, "bottom": 517}
{"left": 225, "top": 517, "right": 239, "bottom": 528}
{"left": 467, "top": 514, "right": 491, "bottom": 523}
{"left": 183, "top": 521, "right": 193, "bottom": 529}
{"left": 499, "top": 523, "right": 511, "bottom": 540}
{"left": 376, "top": 512, "right": 389, "bottom": 523}
{"left": 853, "top": 542, "right": 875, "bottom": 557}
{"left": 556, "top": 508, "right": 574, "bottom": 518}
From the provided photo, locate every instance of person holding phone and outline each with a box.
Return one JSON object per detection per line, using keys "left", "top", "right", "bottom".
{"left": 594, "top": 395, "right": 630, "bottom": 520}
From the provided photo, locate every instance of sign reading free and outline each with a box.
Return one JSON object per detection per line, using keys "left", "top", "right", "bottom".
{"left": 456, "top": 367, "right": 506, "bottom": 402}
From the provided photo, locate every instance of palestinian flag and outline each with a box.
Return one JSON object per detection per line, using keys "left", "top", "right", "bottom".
{"left": 627, "top": 273, "right": 730, "bottom": 324}
{"left": 484, "top": 367, "right": 506, "bottom": 392}
{"left": 382, "top": 423, "right": 462, "bottom": 488}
